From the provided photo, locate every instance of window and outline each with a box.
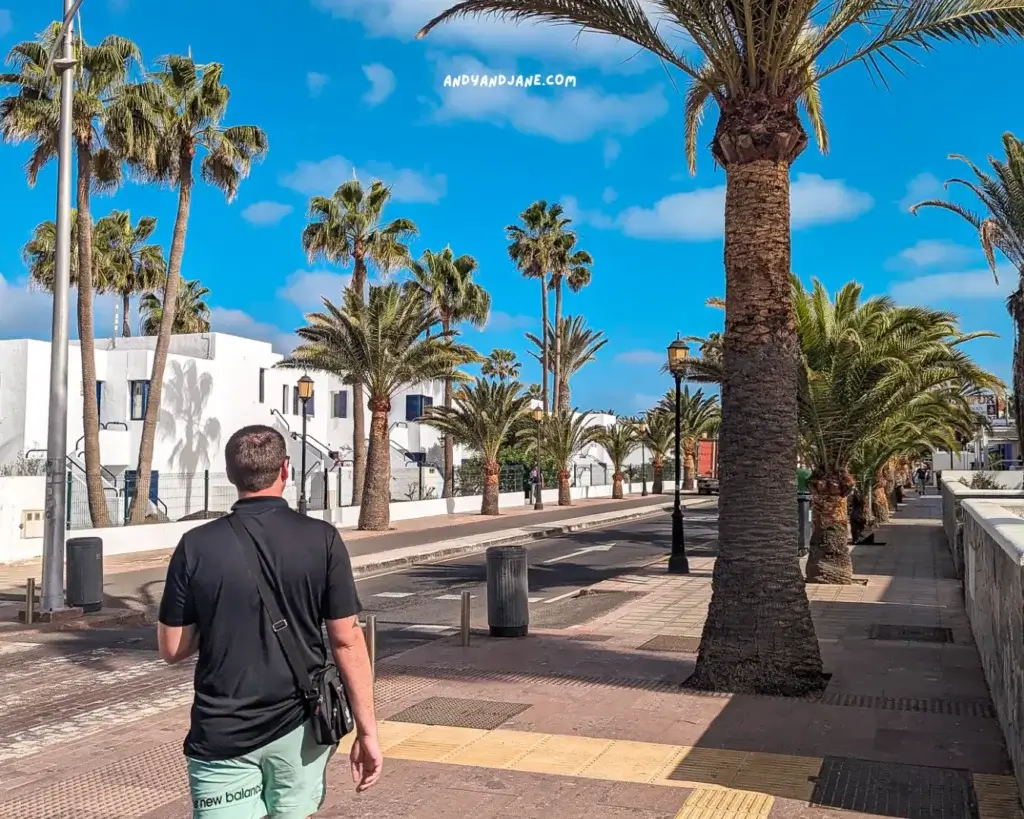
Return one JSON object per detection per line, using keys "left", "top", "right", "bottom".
{"left": 96, "top": 381, "right": 104, "bottom": 419}
{"left": 331, "top": 390, "right": 348, "bottom": 419}
{"left": 405, "top": 394, "right": 433, "bottom": 422}
{"left": 306, "top": 394, "right": 315, "bottom": 417}
{"left": 281, "top": 385, "right": 288, "bottom": 414}
{"left": 258, "top": 368, "right": 265, "bottom": 403}
{"left": 292, "top": 386, "right": 300, "bottom": 415}
{"left": 129, "top": 380, "right": 150, "bottom": 421}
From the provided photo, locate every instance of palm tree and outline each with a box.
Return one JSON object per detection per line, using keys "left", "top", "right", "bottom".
{"left": 642, "top": 409, "right": 675, "bottom": 494}
{"left": 284, "top": 283, "right": 478, "bottom": 530}
{"left": 139, "top": 279, "right": 211, "bottom": 335}
{"left": 404, "top": 247, "right": 491, "bottom": 499}
{"left": 526, "top": 409, "right": 598, "bottom": 506}
{"left": 507, "top": 200, "right": 564, "bottom": 412}
{"left": 549, "top": 229, "right": 593, "bottom": 411}
{"left": 417, "top": 0, "right": 1024, "bottom": 697}
{"left": 527, "top": 315, "right": 608, "bottom": 412}
{"left": 420, "top": 378, "right": 531, "bottom": 514}
{"left": 658, "top": 387, "right": 720, "bottom": 490}
{"left": 2, "top": 24, "right": 143, "bottom": 528}
{"left": 910, "top": 132, "right": 1024, "bottom": 462}
{"left": 24, "top": 215, "right": 80, "bottom": 290}
{"left": 482, "top": 349, "right": 521, "bottom": 380}
{"left": 302, "top": 180, "right": 416, "bottom": 506}
{"left": 93, "top": 211, "right": 166, "bottom": 336}
{"left": 591, "top": 421, "right": 638, "bottom": 499}
{"left": 122, "top": 54, "right": 267, "bottom": 523}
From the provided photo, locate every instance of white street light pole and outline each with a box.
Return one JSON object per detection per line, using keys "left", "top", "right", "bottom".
{"left": 40, "top": 0, "right": 78, "bottom": 613}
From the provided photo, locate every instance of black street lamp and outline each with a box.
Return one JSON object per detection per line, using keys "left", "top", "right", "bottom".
{"left": 667, "top": 335, "right": 690, "bottom": 574}
{"left": 639, "top": 420, "right": 648, "bottom": 496}
{"left": 532, "top": 407, "right": 544, "bottom": 510}
{"left": 297, "top": 374, "right": 314, "bottom": 514}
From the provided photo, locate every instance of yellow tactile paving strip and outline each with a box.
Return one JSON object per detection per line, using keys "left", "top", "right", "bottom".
{"left": 341, "top": 722, "right": 1024, "bottom": 817}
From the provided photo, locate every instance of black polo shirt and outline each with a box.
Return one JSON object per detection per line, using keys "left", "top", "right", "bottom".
{"left": 158, "top": 496, "right": 361, "bottom": 761}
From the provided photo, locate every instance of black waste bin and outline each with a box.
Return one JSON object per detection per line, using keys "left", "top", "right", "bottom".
{"left": 67, "top": 537, "right": 103, "bottom": 613}
{"left": 486, "top": 545, "right": 529, "bottom": 638}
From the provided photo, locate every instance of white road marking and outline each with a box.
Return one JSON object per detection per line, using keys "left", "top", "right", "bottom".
{"left": 528, "top": 597, "right": 544, "bottom": 603}
{"left": 373, "top": 592, "right": 415, "bottom": 598}
{"left": 542, "top": 544, "right": 615, "bottom": 564}
{"left": 542, "top": 590, "right": 581, "bottom": 604}
{"left": 404, "top": 624, "right": 456, "bottom": 634}
{"left": 435, "top": 594, "right": 477, "bottom": 601}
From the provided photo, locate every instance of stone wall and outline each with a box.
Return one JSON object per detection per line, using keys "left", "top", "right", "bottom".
{"left": 939, "top": 479, "right": 1024, "bottom": 579}
{"left": 962, "top": 499, "right": 1024, "bottom": 798}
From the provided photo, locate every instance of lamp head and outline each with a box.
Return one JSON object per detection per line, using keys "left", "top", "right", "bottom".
{"left": 667, "top": 333, "right": 690, "bottom": 374}
{"left": 297, "top": 374, "right": 315, "bottom": 401}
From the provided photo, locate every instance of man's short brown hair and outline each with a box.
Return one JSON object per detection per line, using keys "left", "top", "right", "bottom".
{"left": 225, "top": 425, "right": 288, "bottom": 492}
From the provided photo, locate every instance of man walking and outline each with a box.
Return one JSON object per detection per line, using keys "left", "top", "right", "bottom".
{"left": 158, "top": 425, "right": 382, "bottom": 818}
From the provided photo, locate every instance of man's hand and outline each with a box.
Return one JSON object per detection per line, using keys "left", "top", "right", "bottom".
{"left": 350, "top": 733, "right": 383, "bottom": 792}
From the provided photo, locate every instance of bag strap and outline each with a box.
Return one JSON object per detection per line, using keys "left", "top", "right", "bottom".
{"left": 226, "top": 513, "right": 318, "bottom": 702}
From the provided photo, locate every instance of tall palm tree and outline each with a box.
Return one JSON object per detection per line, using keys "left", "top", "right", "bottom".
{"left": 420, "top": 378, "right": 531, "bottom": 514}
{"left": 549, "top": 229, "right": 593, "bottom": 411}
{"left": 23, "top": 215, "right": 80, "bottom": 290}
{"left": 591, "top": 421, "right": 638, "bottom": 499}
{"left": 659, "top": 388, "right": 721, "bottom": 490}
{"left": 93, "top": 211, "right": 166, "bottom": 336}
{"left": 2, "top": 24, "right": 143, "bottom": 528}
{"left": 284, "top": 283, "right": 478, "bottom": 530}
{"left": 910, "top": 132, "right": 1024, "bottom": 462}
{"left": 417, "top": 0, "right": 1024, "bottom": 697}
{"left": 526, "top": 409, "right": 598, "bottom": 506}
{"left": 122, "top": 54, "right": 267, "bottom": 523}
{"left": 302, "top": 180, "right": 416, "bottom": 506}
{"left": 139, "top": 279, "right": 211, "bottom": 335}
{"left": 642, "top": 409, "right": 675, "bottom": 494}
{"left": 404, "top": 247, "right": 491, "bottom": 499}
{"left": 527, "top": 315, "right": 608, "bottom": 412}
{"left": 481, "top": 348, "right": 521, "bottom": 380}
{"left": 507, "top": 200, "right": 564, "bottom": 412}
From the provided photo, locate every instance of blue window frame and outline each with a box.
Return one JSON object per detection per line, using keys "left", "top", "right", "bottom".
{"left": 129, "top": 380, "right": 149, "bottom": 420}
{"left": 332, "top": 391, "right": 348, "bottom": 419}
{"left": 405, "top": 394, "right": 433, "bottom": 421}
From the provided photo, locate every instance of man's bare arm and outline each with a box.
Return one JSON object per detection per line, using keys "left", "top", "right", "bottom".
{"left": 325, "top": 616, "right": 377, "bottom": 736}
{"left": 157, "top": 623, "right": 198, "bottom": 665}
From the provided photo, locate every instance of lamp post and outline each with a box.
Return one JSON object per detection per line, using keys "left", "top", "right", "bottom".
{"left": 667, "top": 334, "right": 690, "bottom": 574}
{"left": 532, "top": 407, "right": 544, "bottom": 510}
{"left": 639, "top": 421, "right": 648, "bottom": 496}
{"left": 297, "top": 375, "right": 314, "bottom": 514}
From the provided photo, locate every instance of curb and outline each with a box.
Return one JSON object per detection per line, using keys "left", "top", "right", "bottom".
{"left": 351, "top": 499, "right": 714, "bottom": 579}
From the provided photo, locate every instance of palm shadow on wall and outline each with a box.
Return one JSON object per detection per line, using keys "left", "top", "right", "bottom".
{"left": 158, "top": 360, "right": 222, "bottom": 516}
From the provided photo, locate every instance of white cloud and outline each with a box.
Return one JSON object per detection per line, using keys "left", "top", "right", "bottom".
{"left": 280, "top": 155, "right": 447, "bottom": 204}
{"left": 0, "top": 9, "right": 12, "bottom": 37}
{"left": 561, "top": 196, "right": 616, "bottom": 230}
{"left": 210, "top": 307, "right": 299, "bottom": 356}
{"left": 362, "top": 63, "right": 396, "bottom": 105}
{"left": 900, "top": 172, "right": 944, "bottom": 211}
{"left": 886, "top": 239, "right": 976, "bottom": 270}
{"left": 616, "top": 349, "right": 662, "bottom": 365}
{"left": 567, "top": 174, "right": 873, "bottom": 241}
{"left": 428, "top": 54, "right": 668, "bottom": 142}
{"left": 603, "top": 138, "right": 621, "bottom": 167}
{"left": 241, "top": 201, "right": 294, "bottom": 226}
{"left": 601, "top": 186, "right": 617, "bottom": 205}
{"left": 889, "top": 266, "right": 1013, "bottom": 303}
{"left": 277, "top": 270, "right": 353, "bottom": 311}
{"left": 484, "top": 311, "right": 534, "bottom": 332}
{"left": 310, "top": 0, "right": 671, "bottom": 71}
{"left": 0, "top": 274, "right": 135, "bottom": 340}
{"left": 307, "top": 72, "right": 329, "bottom": 97}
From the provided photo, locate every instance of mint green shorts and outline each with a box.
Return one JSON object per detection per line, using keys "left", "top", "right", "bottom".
{"left": 187, "top": 720, "right": 335, "bottom": 819}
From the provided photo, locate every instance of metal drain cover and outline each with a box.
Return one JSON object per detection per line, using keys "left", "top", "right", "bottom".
{"left": 639, "top": 635, "right": 701, "bottom": 653}
{"left": 387, "top": 696, "right": 531, "bottom": 730}
{"left": 868, "top": 624, "right": 953, "bottom": 644}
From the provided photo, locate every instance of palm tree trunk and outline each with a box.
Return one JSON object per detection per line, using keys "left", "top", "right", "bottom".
{"left": 481, "top": 458, "right": 500, "bottom": 515}
{"left": 683, "top": 443, "right": 696, "bottom": 491}
{"left": 552, "top": 278, "right": 562, "bottom": 412}
{"left": 652, "top": 457, "right": 664, "bottom": 494}
{"left": 806, "top": 470, "right": 855, "bottom": 584}
{"left": 688, "top": 158, "right": 824, "bottom": 695}
{"left": 349, "top": 255, "right": 368, "bottom": 506}
{"left": 358, "top": 397, "right": 391, "bottom": 531}
{"left": 874, "top": 480, "right": 891, "bottom": 523}
{"left": 539, "top": 272, "right": 549, "bottom": 414}
{"left": 557, "top": 468, "right": 571, "bottom": 506}
{"left": 76, "top": 147, "right": 111, "bottom": 528}
{"left": 129, "top": 151, "right": 191, "bottom": 523}
{"left": 612, "top": 471, "right": 623, "bottom": 500}
{"left": 441, "top": 320, "right": 454, "bottom": 499}
{"left": 121, "top": 292, "right": 132, "bottom": 337}
{"left": 558, "top": 378, "right": 570, "bottom": 414}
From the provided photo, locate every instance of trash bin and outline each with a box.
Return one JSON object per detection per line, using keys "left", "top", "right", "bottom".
{"left": 67, "top": 536, "right": 103, "bottom": 613}
{"left": 797, "top": 493, "right": 811, "bottom": 556}
{"left": 486, "top": 545, "right": 529, "bottom": 638}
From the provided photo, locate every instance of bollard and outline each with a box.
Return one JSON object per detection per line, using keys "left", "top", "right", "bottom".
{"left": 67, "top": 537, "right": 103, "bottom": 613}
{"left": 797, "top": 493, "right": 811, "bottom": 557}
{"left": 460, "top": 590, "right": 472, "bottom": 646}
{"left": 24, "top": 578, "right": 36, "bottom": 624}
{"left": 364, "top": 615, "right": 377, "bottom": 681}
{"left": 485, "top": 545, "right": 529, "bottom": 638}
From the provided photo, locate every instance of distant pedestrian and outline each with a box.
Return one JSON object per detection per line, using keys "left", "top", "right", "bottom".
{"left": 915, "top": 466, "right": 927, "bottom": 494}
{"left": 157, "top": 424, "right": 382, "bottom": 818}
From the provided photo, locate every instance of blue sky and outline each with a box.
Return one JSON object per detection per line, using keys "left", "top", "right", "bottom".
{"left": 0, "top": 0, "right": 1019, "bottom": 415}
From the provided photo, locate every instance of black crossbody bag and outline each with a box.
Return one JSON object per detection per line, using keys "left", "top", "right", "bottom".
{"left": 226, "top": 514, "right": 355, "bottom": 746}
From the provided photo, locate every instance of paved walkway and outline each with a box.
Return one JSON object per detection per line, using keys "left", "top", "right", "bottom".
{"left": 0, "top": 494, "right": 1017, "bottom": 818}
